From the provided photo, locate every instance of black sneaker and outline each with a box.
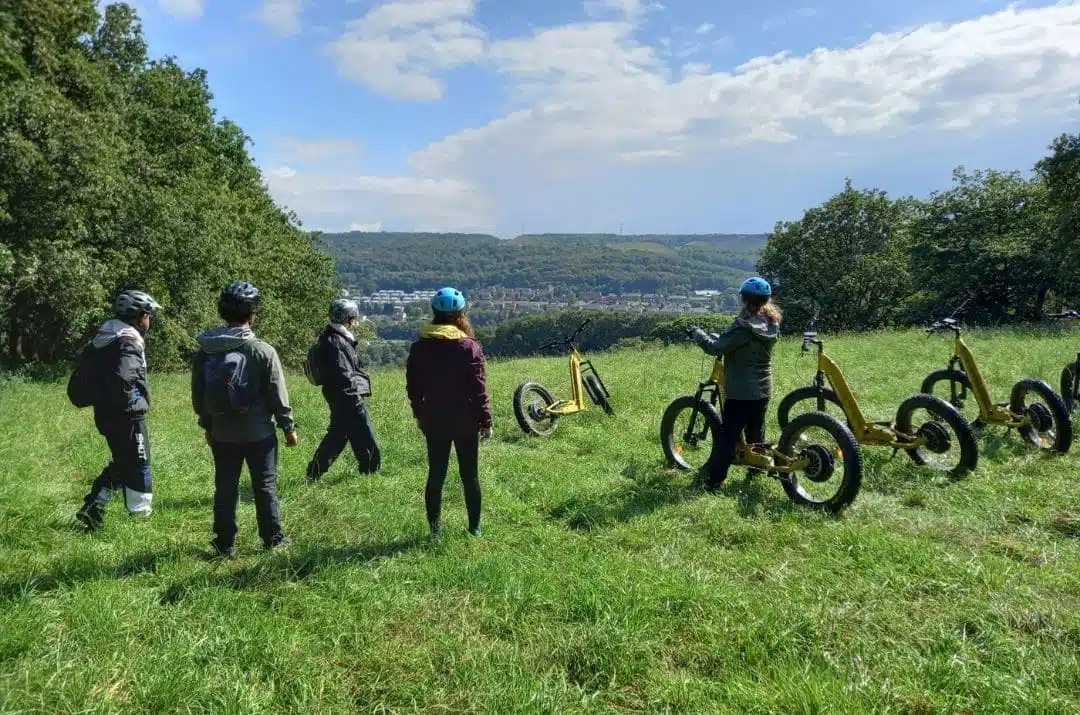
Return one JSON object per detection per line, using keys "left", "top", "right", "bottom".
{"left": 467, "top": 525, "right": 482, "bottom": 539}
{"left": 75, "top": 507, "right": 102, "bottom": 531}
{"left": 265, "top": 535, "right": 292, "bottom": 551}
{"left": 429, "top": 520, "right": 443, "bottom": 539}
{"left": 210, "top": 540, "right": 236, "bottom": 559}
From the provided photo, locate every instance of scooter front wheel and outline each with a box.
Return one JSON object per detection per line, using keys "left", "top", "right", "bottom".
{"left": 777, "top": 411, "right": 863, "bottom": 513}
{"left": 513, "top": 381, "right": 559, "bottom": 436}
{"left": 660, "top": 395, "right": 722, "bottom": 472}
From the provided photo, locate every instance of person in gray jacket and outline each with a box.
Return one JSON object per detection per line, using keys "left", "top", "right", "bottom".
{"left": 74, "top": 290, "right": 161, "bottom": 530}
{"left": 689, "top": 277, "right": 781, "bottom": 491}
{"left": 306, "top": 298, "right": 381, "bottom": 483}
{"left": 192, "top": 281, "right": 297, "bottom": 557}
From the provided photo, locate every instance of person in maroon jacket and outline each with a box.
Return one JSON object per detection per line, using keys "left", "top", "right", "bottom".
{"left": 406, "top": 287, "right": 493, "bottom": 538}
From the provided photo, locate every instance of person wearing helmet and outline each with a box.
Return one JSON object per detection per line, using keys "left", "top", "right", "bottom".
{"left": 192, "top": 281, "right": 297, "bottom": 557}
{"left": 406, "top": 287, "right": 493, "bottom": 538}
{"left": 74, "top": 289, "right": 162, "bottom": 530}
{"left": 306, "top": 298, "right": 381, "bottom": 482}
{"left": 688, "top": 277, "right": 782, "bottom": 491}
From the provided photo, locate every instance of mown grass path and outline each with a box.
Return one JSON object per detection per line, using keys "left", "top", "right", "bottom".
{"left": 1, "top": 329, "right": 1078, "bottom": 712}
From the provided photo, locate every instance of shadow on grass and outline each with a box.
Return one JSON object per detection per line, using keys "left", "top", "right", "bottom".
{"left": 155, "top": 495, "right": 217, "bottom": 511}
{"left": 717, "top": 472, "right": 799, "bottom": 519}
{"left": 546, "top": 460, "right": 699, "bottom": 530}
{"left": 0, "top": 549, "right": 170, "bottom": 602}
{"left": 0, "top": 536, "right": 428, "bottom": 604}
{"left": 158, "top": 536, "right": 428, "bottom": 604}
{"left": 547, "top": 459, "right": 804, "bottom": 530}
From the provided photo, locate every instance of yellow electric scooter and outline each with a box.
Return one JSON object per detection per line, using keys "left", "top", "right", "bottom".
{"left": 513, "top": 319, "right": 614, "bottom": 436}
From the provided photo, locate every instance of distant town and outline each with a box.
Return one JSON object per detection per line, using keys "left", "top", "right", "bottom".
{"left": 346, "top": 286, "right": 738, "bottom": 322}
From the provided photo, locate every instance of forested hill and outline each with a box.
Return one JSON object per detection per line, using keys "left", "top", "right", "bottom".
{"left": 320, "top": 232, "right": 767, "bottom": 294}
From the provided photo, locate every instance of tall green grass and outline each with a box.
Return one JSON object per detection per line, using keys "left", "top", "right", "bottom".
{"left": 1, "top": 328, "right": 1078, "bottom": 712}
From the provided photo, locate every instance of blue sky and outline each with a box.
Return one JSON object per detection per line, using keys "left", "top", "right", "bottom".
{"left": 129, "top": 0, "right": 1080, "bottom": 235}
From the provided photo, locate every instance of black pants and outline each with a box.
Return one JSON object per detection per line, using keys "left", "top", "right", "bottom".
{"left": 710, "top": 399, "right": 768, "bottom": 487}
{"left": 81, "top": 417, "right": 152, "bottom": 521}
{"left": 210, "top": 436, "right": 284, "bottom": 548}
{"left": 307, "top": 404, "right": 381, "bottom": 479}
{"left": 425, "top": 432, "right": 481, "bottom": 531}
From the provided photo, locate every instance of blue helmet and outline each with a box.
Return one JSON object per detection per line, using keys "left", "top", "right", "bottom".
{"left": 739, "top": 277, "right": 772, "bottom": 298}
{"left": 432, "top": 287, "right": 466, "bottom": 313}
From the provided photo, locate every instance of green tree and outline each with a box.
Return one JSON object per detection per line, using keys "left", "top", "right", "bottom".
{"left": 906, "top": 168, "right": 1051, "bottom": 323}
{"left": 1036, "top": 133, "right": 1080, "bottom": 309}
{"left": 0, "top": 1, "right": 336, "bottom": 369}
{"left": 757, "top": 180, "right": 912, "bottom": 331}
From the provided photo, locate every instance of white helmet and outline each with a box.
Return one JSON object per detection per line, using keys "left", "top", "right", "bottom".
{"left": 113, "top": 290, "right": 161, "bottom": 319}
{"left": 329, "top": 298, "right": 360, "bottom": 324}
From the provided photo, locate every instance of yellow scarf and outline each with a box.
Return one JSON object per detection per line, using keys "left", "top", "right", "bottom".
{"left": 420, "top": 323, "right": 468, "bottom": 340}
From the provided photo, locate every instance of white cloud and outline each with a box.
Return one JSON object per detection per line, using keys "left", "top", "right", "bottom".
{"left": 271, "top": 136, "right": 362, "bottom": 165}
{"left": 158, "top": 0, "right": 203, "bottom": 19}
{"left": 271, "top": 2, "right": 1080, "bottom": 232}
{"left": 265, "top": 166, "right": 495, "bottom": 231}
{"left": 413, "top": 2, "right": 1080, "bottom": 179}
{"left": 695, "top": 22, "right": 714, "bottom": 35}
{"left": 261, "top": 0, "right": 304, "bottom": 36}
{"left": 268, "top": 166, "right": 297, "bottom": 179}
{"left": 326, "top": 0, "right": 485, "bottom": 100}
{"left": 349, "top": 221, "right": 384, "bottom": 232}
{"left": 762, "top": 5, "right": 819, "bottom": 31}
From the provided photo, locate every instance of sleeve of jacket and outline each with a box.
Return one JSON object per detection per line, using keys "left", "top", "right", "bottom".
{"left": 696, "top": 322, "right": 750, "bottom": 357}
{"left": 405, "top": 343, "right": 423, "bottom": 418}
{"left": 266, "top": 347, "right": 296, "bottom": 433}
{"left": 466, "top": 340, "right": 493, "bottom": 429}
{"left": 191, "top": 350, "right": 212, "bottom": 430}
{"left": 116, "top": 338, "right": 150, "bottom": 414}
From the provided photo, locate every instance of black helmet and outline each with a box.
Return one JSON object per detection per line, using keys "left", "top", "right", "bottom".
{"left": 218, "top": 281, "right": 261, "bottom": 318}
{"left": 329, "top": 298, "right": 360, "bottom": 324}
{"left": 113, "top": 290, "right": 161, "bottom": 319}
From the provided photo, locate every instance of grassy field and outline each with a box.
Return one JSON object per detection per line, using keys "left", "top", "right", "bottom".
{"left": 1, "top": 327, "right": 1079, "bottom": 712}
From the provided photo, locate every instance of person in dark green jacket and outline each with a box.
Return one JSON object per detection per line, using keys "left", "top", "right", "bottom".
{"left": 192, "top": 281, "right": 297, "bottom": 557}
{"left": 689, "top": 277, "right": 781, "bottom": 491}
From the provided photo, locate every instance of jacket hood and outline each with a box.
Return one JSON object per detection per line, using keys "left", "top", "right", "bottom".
{"left": 93, "top": 319, "right": 144, "bottom": 351}
{"left": 329, "top": 323, "right": 356, "bottom": 344}
{"left": 420, "top": 324, "right": 469, "bottom": 340}
{"left": 197, "top": 325, "right": 256, "bottom": 353}
{"left": 738, "top": 315, "right": 780, "bottom": 346}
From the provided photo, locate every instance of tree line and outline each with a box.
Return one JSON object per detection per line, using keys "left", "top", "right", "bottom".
{"left": 322, "top": 232, "right": 765, "bottom": 296}
{"left": 759, "top": 132, "right": 1080, "bottom": 332}
{"left": 0, "top": 2, "right": 337, "bottom": 370}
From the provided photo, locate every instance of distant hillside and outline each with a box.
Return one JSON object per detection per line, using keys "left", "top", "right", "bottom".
{"left": 319, "top": 232, "right": 768, "bottom": 294}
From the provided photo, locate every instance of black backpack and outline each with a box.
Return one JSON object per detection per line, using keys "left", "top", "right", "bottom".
{"left": 203, "top": 349, "right": 257, "bottom": 415}
{"left": 304, "top": 340, "right": 324, "bottom": 386}
{"left": 67, "top": 344, "right": 101, "bottom": 408}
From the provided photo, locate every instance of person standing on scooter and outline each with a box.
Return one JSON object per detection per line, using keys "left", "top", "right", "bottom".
{"left": 306, "top": 298, "right": 381, "bottom": 482}
{"left": 688, "top": 277, "right": 781, "bottom": 491}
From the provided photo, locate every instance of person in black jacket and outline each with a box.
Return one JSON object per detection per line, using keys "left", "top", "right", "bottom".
{"left": 306, "top": 298, "right": 381, "bottom": 482}
{"left": 75, "top": 290, "right": 161, "bottom": 530}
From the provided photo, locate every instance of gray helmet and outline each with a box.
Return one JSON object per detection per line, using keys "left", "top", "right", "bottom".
{"left": 113, "top": 290, "right": 161, "bottom": 319}
{"left": 329, "top": 298, "right": 360, "bottom": 324}
{"left": 218, "top": 281, "right": 261, "bottom": 315}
